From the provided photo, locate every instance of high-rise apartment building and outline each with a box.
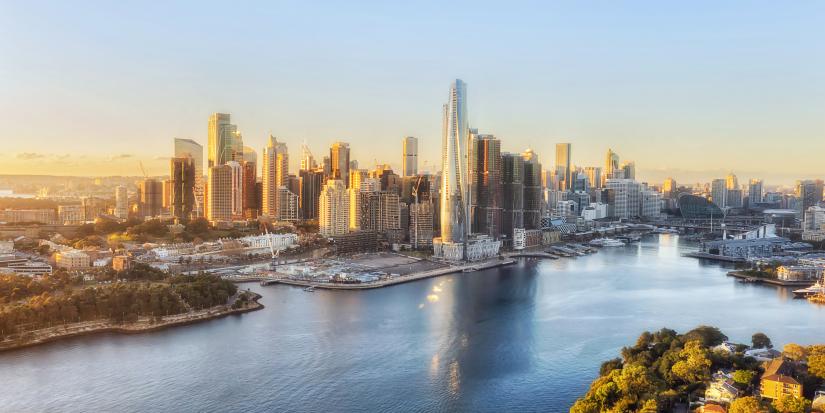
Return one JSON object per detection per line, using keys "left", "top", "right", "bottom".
{"left": 227, "top": 161, "right": 244, "bottom": 219}
{"left": 439, "top": 79, "right": 469, "bottom": 245}
{"left": 662, "top": 177, "right": 677, "bottom": 198}
{"left": 241, "top": 157, "right": 257, "bottom": 218}
{"left": 711, "top": 179, "right": 727, "bottom": 209}
{"left": 207, "top": 165, "right": 232, "bottom": 222}
{"left": 359, "top": 191, "right": 401, "bottom": 236}
{"left": 261, "top": 135, "right": 288, "bottom": 218}
{"left": 402, "top": 136, "right": 418, "bottom": 177}
{"left": 796, "top": 179, "right": 824, "bottom": 216}
{"left": 174, "top": 138, "right": 204, "bottom": 216}
{"left": 748, "top": 179, "right": 764, "bottom": 205}
{"left": 207, "top": 113, "right": 242, "bottom": 168}
{"left": 501, "top": 152, "right": 524, "bottom": 240}
{"left": 330, "top": 142, "right": 351, "bottom": 185}
{"left": 522, "top": 149, "right": 543, "bottom": 229}
{"left": 138, "top": 179, "right": 163, "bottom": 218}
{"left": 170, "top": 156, "right": 196, "bottom": 220}
{"left": 319, "top": 179, "right": 350, "bottom": 237}
{"left": 114, "top": 186, "right": 128, "bottom": 220}
{"left": 470, "top": 133, "right": 502, "bottom": 238}
{"left": 278, "top": 187, "right": 299, "bottom": 222}
{"left": 555, "top": 143, "right": 571, "bottom": 191}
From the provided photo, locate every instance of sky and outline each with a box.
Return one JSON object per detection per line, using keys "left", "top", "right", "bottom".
{"left": 1, "top": 1, "right": 823, "bottom": 185}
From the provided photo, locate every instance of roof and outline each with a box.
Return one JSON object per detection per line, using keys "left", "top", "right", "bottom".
{"left": 702, "top": 405, "right": 727, "bottom": 413}
{"left": 762, "top": 359, "right": 794, "bottom": 378}
{"left": 762, "top": 374, "right": 801, "bottom": 386}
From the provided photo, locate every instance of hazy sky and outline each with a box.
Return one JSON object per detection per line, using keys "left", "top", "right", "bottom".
{"left": 1, "top": 1, "right": 823, "bottom": 185}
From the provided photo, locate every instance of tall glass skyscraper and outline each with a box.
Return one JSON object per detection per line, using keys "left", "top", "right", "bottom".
{"left": 555, "top": 143, "right": 571, "bottom": 191}
{"left": 174, "top": 138, "right": 204, "bottom": 216}
{"left": 440, "top": 79, "right": 469, "bottom": 244}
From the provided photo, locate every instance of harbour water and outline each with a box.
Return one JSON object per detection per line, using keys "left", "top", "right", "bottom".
{"left": 2, "top": 234, "right": 824, "bottom": 412}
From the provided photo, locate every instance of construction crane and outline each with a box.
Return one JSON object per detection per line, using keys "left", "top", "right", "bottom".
{"left": 264, "top": 226, "right": 280, "bottom": 271}
{"left": 138, "top": 161, "right": 147, "bottom": 178}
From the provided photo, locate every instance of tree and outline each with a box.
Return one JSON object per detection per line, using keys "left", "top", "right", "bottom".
{"left": 751, "top": 332, "right": 772, "bottom": 349}
{"left": 783, "top": 343, "right": 808, "bottom": 362}
{"left": 728, "top": 396, "right": 763, "bottom": 413}
{"left": 732, "top": 369, "right": 756, "bottom": 386}
{"left": 671, "top": 340, "right": 711, "bottom": 384}
{"left": 808, "top": 352, "right": 825, "bottom": 380}
{"left": 683, "top": 325, "right": 728, "bottom": 347}
{"left": 772, "top": 395, "right": 811, "bottom": 413}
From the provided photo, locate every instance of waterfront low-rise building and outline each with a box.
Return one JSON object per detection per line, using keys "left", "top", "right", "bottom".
{"left": 777, "top": 265, "right": 822, "bottom": 281}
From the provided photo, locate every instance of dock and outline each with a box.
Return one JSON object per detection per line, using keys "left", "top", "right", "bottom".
{"left": 726, "top": 271, "right": 815, "bottom": 287}
{"left": 683, "top": 252, "right": 746, "bottom": 263}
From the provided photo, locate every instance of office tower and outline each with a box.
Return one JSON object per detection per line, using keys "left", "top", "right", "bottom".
{"left": 522, "top": 149, "right": 542, "bottom": 229}
{"left": 605, "top": 179, "right": 641, "bottom": 219}
{"left": 748, "top": 179, "right": 763, "bottom": 205}
{"left": 470, "top": 133, "right": 502, "bottom": 238}
{"left": 299, "top": 169, "right": 325, "bottom": 220}
{"left": 662, "top": 177, "right": 677, "bottom": 198}
{"left": 261, "top": 135, "right": 288, "bottom": 218}
{"left": 114, "top": 186, "right": 128, "bottom": 219}
{"left": 501, "top": 153, "right": 524, "bottom": 240}
{"left": 409, "top": 201, "right": 434, "bottom": 248}
{"left": 350, "top": 160, "right": 359, "bottom": 171}
{"left": 620, "top": 161, "right": 636, "bottom": 181}
{"left": 555, "top": 143, "right": 571, "bottom": 191}
{"left": 402, "top": 136, "right": 418, "bottom": 177}
{"left": 372, "top": 166, "right": 401, "bottom": 194}
{"left": 604, "top": 149, "right": 620, "bottom": 185}
{"left": 726, "top": 188, "right": 743, "bottom": 208}
{"left": 640, "top": 188, "right": 663, "bottom": 218}
{"left": 278, "top": 187, "right": 299, "bottom": 221}
{"left": 329, "top": 142, "right": 351, "bottom": 184}
{"left": 170, "top": 156, "right": 196, "bottom": 220}
{"left": 584, "top": 167, "right": 602, "bottom": 190}
{"left": 138, "top": 179, "right": 163, "bottom": 218}
{"left": 174, "top": 138, "right": 204, "bottom": 216}
{"left": 241, "top": 159, "right": 257, "bottom": 218}
{"left": 439, "top": 79, "right": 469, "bottom": 245}
{"left": 207, "top": 165, "right": 232, "bottom": 222}
{"left": 796, "top": 180, "right": 825, "bottom": 215}
{"left": 711, "top": 179, "right": 727, "bottom": 208}
{"left": 725, "top": 172, "right": 739, "bottom": 190}
{"left": 81, "top": 197, "right": 106, "bottom": 221}
{"left": 207, "top": 113, "right": 242, "bottom": 168}
{"left": 162, "top": 179, "right": 172, "bottom": 210}
{"left": 227, "top": 161, "right": 244, "bottom": 218}
{"left": 322, "top": 156, "right": 331, "bottom": 178}
{"left": 319, "top": 179, "right": 350, "bottom": 237}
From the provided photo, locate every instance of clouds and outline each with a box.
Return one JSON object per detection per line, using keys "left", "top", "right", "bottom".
{"left": 108, "top": 154, "right": 134, "bottom": 161}
{"left": 16, "top": 152, "right": 46, "bottom": 160}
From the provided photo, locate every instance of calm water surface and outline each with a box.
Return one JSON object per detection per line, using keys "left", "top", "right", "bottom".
{"left": 2, "top": 234, "right": 825, "bottom": 412}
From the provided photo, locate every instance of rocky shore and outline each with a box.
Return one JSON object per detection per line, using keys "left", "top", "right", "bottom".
{"left": 0, "top": 292, "right": 264, "bottom": 353}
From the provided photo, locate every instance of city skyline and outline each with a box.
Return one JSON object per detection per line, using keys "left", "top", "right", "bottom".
{"left": 2, "top": 2, "right": 824, "bottom": 184}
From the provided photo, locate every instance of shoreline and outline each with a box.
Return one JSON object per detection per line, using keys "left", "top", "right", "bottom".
{"left": 727, "top": 270, "right": 815, "bottom": 287}
{"left": 0, "top": 293, "right": 264, "bottom": 353}
{"left": 266, "top": 258, "right": 516, "bottom": 290}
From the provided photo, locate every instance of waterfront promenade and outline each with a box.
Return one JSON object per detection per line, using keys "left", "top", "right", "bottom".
{"left": 266, "top": 258, "right": 516, "bottom": 290}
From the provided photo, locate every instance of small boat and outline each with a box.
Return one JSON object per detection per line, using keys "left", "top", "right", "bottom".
{"left": 303, "top": 286, "right": 315, "bottom": 292}
{"left": 793, "top": 277, "right": 825, "bottom": 298}
{"left": 589, "top": 238, "right": 626, "bottom": 247}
